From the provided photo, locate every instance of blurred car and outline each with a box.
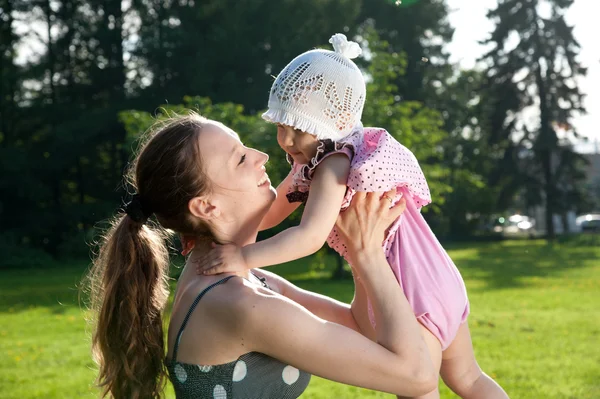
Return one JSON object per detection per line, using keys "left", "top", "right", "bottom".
{"left": 491, "top": 215, "right": 538, "bottom": 238}
{"left": 575, "top": 214, "right": 600, "bottom": 233}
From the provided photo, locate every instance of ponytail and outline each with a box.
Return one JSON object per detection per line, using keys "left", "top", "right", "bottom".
{"left": 85, "top": 112, "right": 214, "bottom": 397}
{"left": 87, "top": 214, "right": 170, "bottom": 398}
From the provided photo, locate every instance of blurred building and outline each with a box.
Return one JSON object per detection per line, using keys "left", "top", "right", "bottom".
{"left": 583, "top": 152, "right": 600, "bottom": 193}
{"left": 520, "top": 143, "right": 600, "bottom": 235}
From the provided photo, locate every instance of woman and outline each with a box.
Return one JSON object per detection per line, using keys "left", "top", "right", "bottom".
{"left": 87, "top": 113, "right": 437, "bottom": 398}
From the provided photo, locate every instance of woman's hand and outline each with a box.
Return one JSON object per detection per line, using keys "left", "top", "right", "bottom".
{"left": 335, "top": 188, "right": 406, "bottom": 263}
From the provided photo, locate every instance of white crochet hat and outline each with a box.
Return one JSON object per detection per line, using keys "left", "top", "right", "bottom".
{"left": 262, "top": 33, "right": 366, "bottom": 141}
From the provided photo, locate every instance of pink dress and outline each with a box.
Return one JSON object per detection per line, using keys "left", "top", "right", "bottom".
{"left": 286, "top": 127, "right": 469, "bottom": 350}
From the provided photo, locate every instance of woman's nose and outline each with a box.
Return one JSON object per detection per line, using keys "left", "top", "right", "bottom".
{"left": 253, "top": 149, "right": 269, "bottom": 166}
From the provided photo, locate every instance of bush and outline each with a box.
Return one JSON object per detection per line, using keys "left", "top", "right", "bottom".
{"left": 0, "top": 233, "right": 56, "bottom": 269}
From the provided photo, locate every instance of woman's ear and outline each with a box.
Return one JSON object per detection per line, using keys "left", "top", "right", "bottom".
{"left": 188, "top": 196, "right": 221, "bottom": 220}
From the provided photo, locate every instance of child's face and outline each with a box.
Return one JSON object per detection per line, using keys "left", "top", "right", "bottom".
{"left": 276, "top": 124, "right": 320, "bottom": 165}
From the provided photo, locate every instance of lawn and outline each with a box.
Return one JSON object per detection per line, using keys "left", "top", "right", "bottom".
{"left": 1, "top": 238, "right": 599, "bottom": 398}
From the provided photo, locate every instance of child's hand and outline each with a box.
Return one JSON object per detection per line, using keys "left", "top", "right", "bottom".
{"left": 195, "top": 242, "right": 248, "bottom": 275}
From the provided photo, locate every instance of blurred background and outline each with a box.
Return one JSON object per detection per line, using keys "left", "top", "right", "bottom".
{"left": 1, "top": 0, "right": 599, "bottom": 398}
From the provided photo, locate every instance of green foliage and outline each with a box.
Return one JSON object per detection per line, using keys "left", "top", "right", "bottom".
{"left": 360, "top": 0, "right": 454, "bottom": 103}
{"left": 361, "top": 28, "right": 451, "bottom": 213}
{"left": 0, "top": 233, "right": 56, "bottom": 269}
{"left": 131, "top": 0, "right": 362, "bottom": 112}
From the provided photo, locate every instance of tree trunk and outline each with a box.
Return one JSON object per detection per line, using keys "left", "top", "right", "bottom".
{"left": 76, "top": 156, "right": 87, "bottom": 229}
{"left": 534, "top": 26, "right": 555, "bottom": 240}
{"left": 44, "top": 0, "right": 62, "bottom": 256}
{"left": 561, "top": 212, "right": 570, "bottom": 234}
{"left": 0, "top": 0, "right": 16, "bottom": 146}
{"left": 44, "top": 0, "right": 57, "bottom": 106}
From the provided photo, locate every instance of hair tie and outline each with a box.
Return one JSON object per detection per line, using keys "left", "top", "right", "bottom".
{"left": 124, "top": 194, "right": 152, "bottom": 224}
{"left": 329, "top": 33, "right": 362, "bottom": 59}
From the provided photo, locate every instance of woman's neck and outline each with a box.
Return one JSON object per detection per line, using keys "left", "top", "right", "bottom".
{"left": 186, "top": 237, "right": 253, "bottom": 280}
{"left": 210, "top": 210, "right": 264, "bottom": 248}
{"left": 184, "top": 210, "right": 266, "bottom": 279}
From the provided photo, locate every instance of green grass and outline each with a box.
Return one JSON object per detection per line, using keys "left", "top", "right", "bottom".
{"left": 1, "top": 238, "right": 599, "bottom": 398}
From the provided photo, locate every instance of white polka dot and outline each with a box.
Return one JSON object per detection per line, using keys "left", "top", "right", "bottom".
{"left": 213, "top": 384, "right": 227, "bottom": 399}
{"left": 232, "top": 360, "right": 247, "bottom": 382}
{"left": 174, "top": 364, "right": 187, "bottom": 383}
{"left": 198, "top": 365, "right": 213, "bottom": 372}
{"left": 282, "top": 365, "right": 300, "bottom": 385}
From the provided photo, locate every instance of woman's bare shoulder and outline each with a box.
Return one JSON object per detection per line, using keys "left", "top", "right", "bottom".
{"left": 200, "top": 274, "right": 279, "bottom": 323}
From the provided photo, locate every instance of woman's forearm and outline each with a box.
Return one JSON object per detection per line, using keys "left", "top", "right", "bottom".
{"left": 350, "top": 270, "right": 376, "bottom": 341}
{"left": 350, "top": 248, "right": 430, "bottom": 368}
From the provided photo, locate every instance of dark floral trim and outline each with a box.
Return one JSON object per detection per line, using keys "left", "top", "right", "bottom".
{"left": 300, "top": 139, "right": 355, "bottom": 181}
{"left": 286, "top": 190, "right": 310, "bottom": 204}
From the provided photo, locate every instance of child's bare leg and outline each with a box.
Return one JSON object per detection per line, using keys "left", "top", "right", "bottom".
{"left": 397, "top": 324, "right": 442, "bottom": 399}
{"left": 440, "top": 322, "right": 509, "bottom": 399}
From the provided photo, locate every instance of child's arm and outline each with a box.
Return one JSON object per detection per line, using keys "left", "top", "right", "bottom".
{"left": 198, "top": 153, "right": 350, "bottom": 274}
{"left": 258, "top": 169, "right": 302, "bottom": 231}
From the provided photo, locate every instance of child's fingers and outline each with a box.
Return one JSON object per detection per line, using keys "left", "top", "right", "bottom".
{"left": 201, "top": 260, "right": 236, "bottom": 275}
{"left": 201, "top": 266, "right": 222, "bottom": 275}
{"left": 196, "top": 260, "right": 222, "bottom": 274}
{"left": 192, "top": 250, "right": 219, "bottom": 265}
{"left": 195, "top": 254, "right": 222, "bottom": 273}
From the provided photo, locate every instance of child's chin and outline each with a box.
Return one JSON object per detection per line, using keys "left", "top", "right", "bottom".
{"left": 290, "top": 155, "right": 310, "bottom": 165}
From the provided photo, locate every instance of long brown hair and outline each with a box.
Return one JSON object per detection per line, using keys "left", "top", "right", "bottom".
{"left": 86, "top": 113, "right": 214, "bottom": 398}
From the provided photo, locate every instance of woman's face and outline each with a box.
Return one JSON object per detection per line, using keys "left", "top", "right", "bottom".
{"left": 199, "top": 122, "right": 276, "bottom": 223}
{"left": 276, "top": 124, "right": 319, "bottom": 165}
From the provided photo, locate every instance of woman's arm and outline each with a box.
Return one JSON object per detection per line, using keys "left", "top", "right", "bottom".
{"left": 237, "top": 287, "right": 435, "bottom": 397}
{"left": 251, "top": 267, "right": 376, "bottom": 341}
{"left": 350, "top": 272, "right": 377, "bottom": 341}
{"left": 223, "top": 194, "right": 434, "bottom": 396}
{"left": 250, "top": 260, "right": 379, "bottom": 341}
{"left": 257, "top": 169, "right": 301, "bottom": 231}
{"left": 218, "top": 191, "right": 435, "bottom": 396}
{"left": 251, "top": 268, "right": 362, "bottom": 333}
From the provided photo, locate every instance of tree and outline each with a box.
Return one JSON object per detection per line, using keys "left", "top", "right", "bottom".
{"left": 361, "top": 27, "right": 450, "bottom": 213}
{"left": 431, "top": 69, "right": 500, "bottom": 237}
{"left": 5, "top": 0, "right": 132, "bottom": 256}
{"left": 358, "top": 0, "right": 454, "bottom": 104}
{"left": 129, "top": 0, "right": 362, "bottom": 113}
{"left": 481, "top": 0, "right": 587, "bottom": 239}
{"left": 0, "top": 0, "right": 26, "bottom": 251}
{"left": 1, "top": 0, "right": 468, "bottom": 261}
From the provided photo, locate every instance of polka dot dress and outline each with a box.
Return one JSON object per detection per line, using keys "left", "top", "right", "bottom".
{"left": 166, "top": 275, "right": 311, "bottom": 398}
{"left": 286, "top": 127, "right": 470, "bottom": 350}
{"left": 286, "top": 127, "right": 432, "bottom": 259}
